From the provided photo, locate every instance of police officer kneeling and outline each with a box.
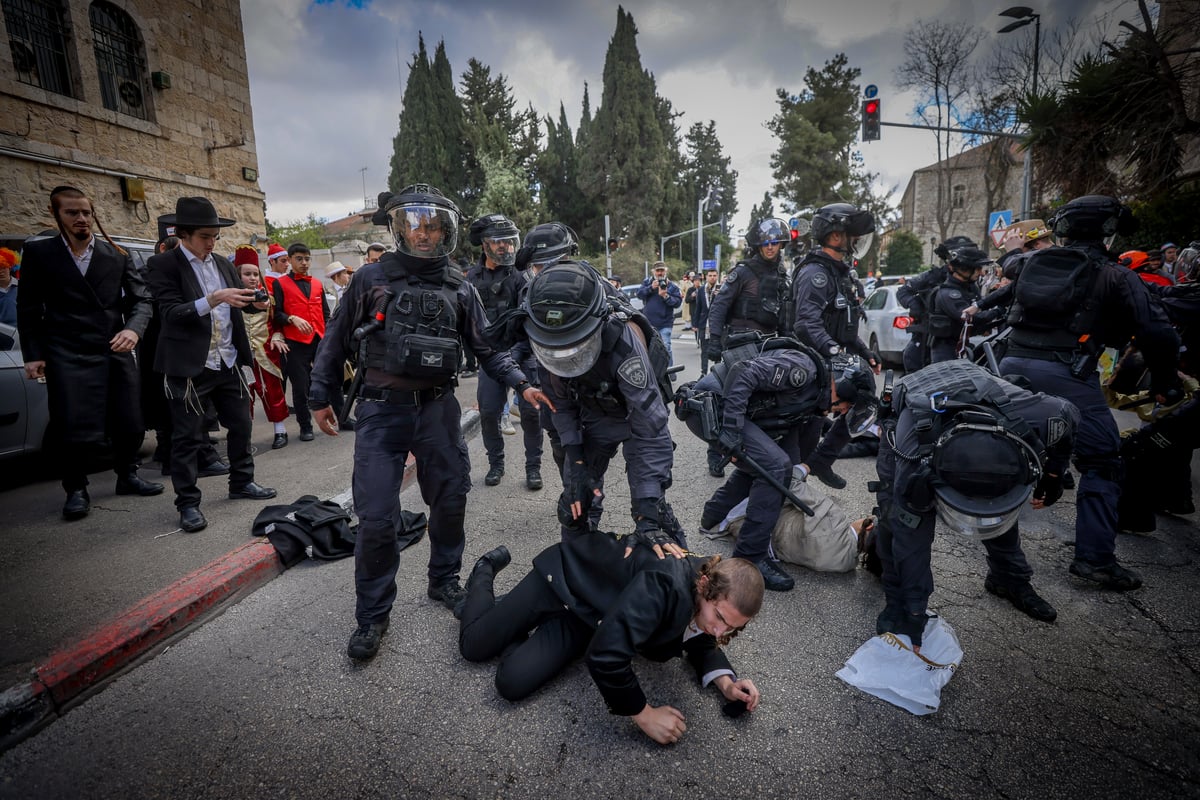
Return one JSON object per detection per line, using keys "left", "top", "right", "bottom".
{"left": 677, "top": 336, "right": 853, "bottom": 591}
{"left": 308, "top": 184, "right": 550, "bottom": 661}
{"left": 875, "top": 360, "right": 1079, "bottom": 648}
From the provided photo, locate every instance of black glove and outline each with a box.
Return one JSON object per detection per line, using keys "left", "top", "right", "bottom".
{"left": 1034, "top": 472, "right": 1064, "bottom": 507}
{"left": 704, "top": 340, "right": 723, "bottom": 363}
{"left": 894, "top": 612, "right": 929, "bottom": 648}
{"left": 718, "top": 428, "right": 743, "bottom": 457}
{"left": 564, "top": 447, "right": 598, "bottom": 509}
{"left": 629, "top": 497, "right": 672, "bottom": 549}
{"left": 864, "top": 350, "right": 882, "bottom": 369}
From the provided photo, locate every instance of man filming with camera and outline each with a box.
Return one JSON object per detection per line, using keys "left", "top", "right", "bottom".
{"left": 637, "top": 261, "right": 682, "bottom": 365}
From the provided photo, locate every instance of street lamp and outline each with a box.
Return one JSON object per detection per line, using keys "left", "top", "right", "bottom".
{"left": 999, "top": 6, "right": 1040, "bottom": 220}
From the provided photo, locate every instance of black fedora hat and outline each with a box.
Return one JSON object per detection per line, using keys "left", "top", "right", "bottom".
{"left": 160, "top": 196, "right": 236, "bottom": 228}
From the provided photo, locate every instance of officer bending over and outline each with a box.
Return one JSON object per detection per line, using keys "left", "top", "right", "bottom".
{"left": 677, "top": 336, "right": 854, "bottom": 591}
{"left": 999, "top": 195, "right": 1181, "bottom": 590}
{"left": 308, "top": 184, "right": 550, "bottom": 661}
{"left": 875, "top": 360, "right": 1079, "bottom": 649}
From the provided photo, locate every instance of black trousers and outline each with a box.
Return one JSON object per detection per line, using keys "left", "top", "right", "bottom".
{"left": 282, "top": 338, "right": 319, "bottom": 429}
{"left": 56, "top": 352, "right": 144, "bottom": 492}
{"left": 166, "top": 365, "right": 254, "bottom": 510}
{"left": 459, "top": 563, "right": 593, "bottom": 702}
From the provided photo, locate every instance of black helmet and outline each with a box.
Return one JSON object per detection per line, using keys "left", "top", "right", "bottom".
{"left": 469, "top": 214, "right": 521, "bottom": 267}
{"left": 810, "top": 203, "right": 875, "bottom": 260}
{"left": 518, "top": 222, "right": 579, "bottom": 270}
{"left": 948, "top": 246, "right": 994, "bottom": 272}
{"left": 522, "top": 261, "right": 608, "bottom": 377}
{"left": 931, "top": 417, "right": 1041, "bottom": 541}
{"left": 933, "top": 235, "right": 977, "bottom": 262}
{"left": 384, "top": 184, "right": 461, "bottom": 259}
{"left": 745, "top": 218, "right": 789, "bottom": 248}
{"left": 1049, "top": 195, "right": 1138, "bottom": 241}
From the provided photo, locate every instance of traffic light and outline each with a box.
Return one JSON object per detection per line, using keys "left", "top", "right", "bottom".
{"left": 607, "top": 238, "right": 619, "bottom": 254}
{"left": 862, "top": 98, "right": 881, "bottom": 141}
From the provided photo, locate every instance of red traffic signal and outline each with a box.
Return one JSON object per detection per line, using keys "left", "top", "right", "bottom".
{"left": 862, "top": 98, "right": 881, "bottom": 141}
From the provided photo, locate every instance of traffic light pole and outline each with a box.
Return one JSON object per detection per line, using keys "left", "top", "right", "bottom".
{"left": 877, "top": 121, "right": 1023, "bottom": 138}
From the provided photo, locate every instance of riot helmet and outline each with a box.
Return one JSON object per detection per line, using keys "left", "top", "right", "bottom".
{"left": 745, "top": 218, "right": 789, "bottom": 251}
{"left": 1118, "top": 250, "right": 1151, "bottom": 272}
{"left": 930, "top": 417, "right": 1042, "bottom": 541}
{"left": 810, "top": 203, "right": 875, "bottom": 261}
{"left": 469, "top": 214, "right": 521, "bottom": 267}
{"left": 519, "top": 222, "right": 579, "bottom": 270}
{"left": 1049, "top": 195, "right": 1138, "bottom": 242}
{"left": 522, "top": 261, "right": 608, "bottom": 377}
{"left": 933, "top": 235, "right": 978, "bottom": 263}
{"left": 385, "top": 184, "right": 461, "bottom": 260}
{"left": 948, "top": 246, "right": 994, "bottom": 276}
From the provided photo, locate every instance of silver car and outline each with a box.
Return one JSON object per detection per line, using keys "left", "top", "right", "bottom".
{"left": 0, "top": 323, "right": 50, "bottom": 459}
{"left": 861, "top": 285, "right": 913, "bottom": 368}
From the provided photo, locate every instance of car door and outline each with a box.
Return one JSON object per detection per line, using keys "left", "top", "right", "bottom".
{"left": 0, "top": 327, "right": 28, "bottom": 457}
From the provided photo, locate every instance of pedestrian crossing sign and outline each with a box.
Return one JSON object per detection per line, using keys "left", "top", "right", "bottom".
{"left": 988, "top": 210, "right": 1014, "bottom": 248}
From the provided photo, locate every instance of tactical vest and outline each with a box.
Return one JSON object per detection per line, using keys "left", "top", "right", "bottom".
{"left": 714, "top": 338, "right": 829, "bottom": 430}
{"left": 566, "top": 303, "right": 673, "bottom": 415}
{"left": 731, "top": 258, "right": 787, "bottom": 330}
{"left": 928, "top": 279, "right": 980, "bottom": 339}
{"left": 1006, "top": 246, "right": 1105, "bottom": 354}
{"left": 472, "top": 263, "right": 519, "bottom": 323}
{"left": 362, "top": 264, "right": 463, "bottom": 381}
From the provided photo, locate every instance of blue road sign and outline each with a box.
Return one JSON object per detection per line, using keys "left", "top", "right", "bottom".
{"left": 988, "top": 210, "right": 1014, "bottom": 248}
{"left": 702, "top": 259, "right": 717, "bottom": 270}
{"left": 788, "top": 217, "right": 801, "bottom": 230}
{"left": 864, "top": 84, "right": 878, "bottom": 99}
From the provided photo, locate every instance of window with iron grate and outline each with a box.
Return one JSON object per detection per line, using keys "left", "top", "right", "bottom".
{"left": 2, "top": 0, "right": 75, "bottom": 97}
{"left": 88, "top": 0, "right": 148, "bottom": 120}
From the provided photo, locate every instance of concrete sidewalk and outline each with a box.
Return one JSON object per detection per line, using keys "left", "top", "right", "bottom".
{"left": 0, "top": 409, "right": 480, "bottom": 752}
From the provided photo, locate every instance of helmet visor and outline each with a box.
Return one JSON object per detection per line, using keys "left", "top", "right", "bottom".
{"left": 390, "top": 204, "right": 458, "bottom": 259}
{"left": 531, "top": 332, "right": 602, "bottom": 378}
{"left": 935, "top": 497, "right": 1023, "bottom": 541}
{"left": 850, "top": 232, "right": 875, "bottom": 260}
{"left": 756, "top": 218, "right": 790, "bottom": 247}
{"left": 484, "top": 234, "right": 520, "bottom": 267}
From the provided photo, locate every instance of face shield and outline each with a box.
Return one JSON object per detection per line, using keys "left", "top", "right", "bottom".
{"left": 389, "top": 204, "right": 458, "bottom": 259}
{"left": 849, "top": 232, "right": 874, "bottom": 260}
{"left": 484, "top": 234, "right": 520, "bottom": 267}
{"left": 931, "top": 423, "right": 1040, "bottom": 541}
{"left": 755, "top": 218, "right": 789, "bottom": 248}
{"left": 935, "top": 498, "right": 1024, "bottom": 541}
{"left": 530, "top": 331, "right": 603, "bottom": 378}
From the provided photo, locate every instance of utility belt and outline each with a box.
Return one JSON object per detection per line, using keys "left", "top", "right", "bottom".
{"left": 358, "top": 383, "right": 452, "bottom": 407}
{"left": 1005, "top": 342, "right": 1100, "bottom": 379}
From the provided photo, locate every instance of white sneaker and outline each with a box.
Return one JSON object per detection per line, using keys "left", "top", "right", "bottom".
{"left": 500, "top": 414, "right": 516, "bottom": 435}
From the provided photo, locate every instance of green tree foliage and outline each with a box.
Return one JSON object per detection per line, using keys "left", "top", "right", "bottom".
{"left": 389, "top": 34, "right": 443, "bottom": 194}
{"left": 266, "top": 213, "right": 331, "bottom": 250}
{"left": 883, "top": 229, "right": 924, "bottom": 275}
{"left": 474, "top": 152, "right": 540, "bottom": 236}
{"left": 684, "top": 120, "right": 739, "bottom": 258}
{"left": 459, "top": 58, "right": 539, "bottom": 214}
{"left": 577, "top": 7, "right": 670, "bottom": 243}
{"left": 747, "top": 192, "right": 775, "bottom": 226}
{"left": 537, "top": 103, "right": 593, "bottom": 237}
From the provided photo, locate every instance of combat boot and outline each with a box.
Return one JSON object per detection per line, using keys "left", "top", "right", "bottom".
{"left": 1069, "top": 559, "right": 1143, "bottom": 591}
{"left": 428, "top": 578, "right": 467, "bottom": 612}
{"left": 526, "top": 466, "right": 543, "bottom": 491}
{"left": 755, "top": 558, "right": 795, "bottom": 592}
{"left": 347, "top": 619, "right": 389, "bottom": 661}
{"left": 485, "top": 465, "right": 504, "bottom": 486}
{"left": 810, "top": 463, "right": 847, "bottom": 490}
{"left": 985, "top": 577, "right": 1057, "bottom": 622}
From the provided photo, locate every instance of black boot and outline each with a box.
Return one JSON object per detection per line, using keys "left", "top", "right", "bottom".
{"left": 62, "top": 489, "right": 90, "bottom": 521}
{"left": 984, "top": 577, "right": 1057, "bottom": 622}
{"left": 525, "top": 466, "right": 543, "bottom": 491}
{"left": 810, "top": 463, "right": 847, "bottom": 490}
{"left": 347, "top": 619, "right": 389, "bottom": 661}
{"left": 116, "top": 471, "right": 165, "bottom": 497}
{"left": 485, "top": 465, "right": 504, "bottom": 486}
{"left": 755, "top": 557, "right": 795, "bottom": 592}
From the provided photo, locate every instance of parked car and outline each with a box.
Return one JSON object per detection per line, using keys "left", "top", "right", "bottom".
{"left": 0, "top": 323, "right": 50, "bottom": 459}
{"left": 861, "top": 285, "right": 912, "bottom": 368}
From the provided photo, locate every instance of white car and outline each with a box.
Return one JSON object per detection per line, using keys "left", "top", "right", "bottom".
{"left": 860, "top": 285, "right": 913, "bottom": 368}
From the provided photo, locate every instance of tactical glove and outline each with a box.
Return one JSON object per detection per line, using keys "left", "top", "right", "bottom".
{"left": 717, "top": 428, "right": 743, "bottom": 457}
{"left": 704, "top": 341, "right": 724, "bottom": 363}
{"left": 1034, "top": 472, "right": 1064, "bottom": 507}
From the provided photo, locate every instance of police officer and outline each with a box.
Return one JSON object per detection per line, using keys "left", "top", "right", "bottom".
{"left": 896, "top": 235, "right": 976, "bottom": 373}
{"left": 703, "top": 217, "right": 791, "bottom": 476}
{"left": 927, "top": 247, "right": 1005, "bottom": 363}
{"left": 875, "top": 360, "right": 1079, "bottom": 649}
{"left": 308, "top": 184, "right": 551, "bottom": 661}
{"left": 999, "top": 195, "right": 1181, "bottom": 591}
{"left": 522, "top": 260, "right": 685, "bottom": 551}
{"left": 678, "top": 337, "right": 853, "bottom": 591}
{"left": 465, "top": 214, "right": 544, "bottom": 490}
{"left": 790, "top": 202, "right": 880, "bottom": 489}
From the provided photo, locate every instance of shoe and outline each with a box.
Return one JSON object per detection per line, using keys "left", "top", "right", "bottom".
{"left": 1069, "top": 559, "right": 1143, "bottom": 591}
{"left": 62, "top": 489, "right": 90, "bottom": 521}
{"left": 180, "top": 507, "right": 207, "bottom": 533}
{"left": 509, "top": 405, "right": 521, "bottom": 419}
{"left": 271, "top": 433, "right": 289, "bottom": 450}
{"left": 707, "top": 456, "right": 726, "bottom": 478}
{"left": 500, "top": 415, "right": 516, "bottom": 435}
{"left": 485, "top": 465, "right": 504, "bottom": 486}
{"left": 984, "top": 577, "right": 1057, "bottom": 622}
{"left": 298, "top": 428, "right": 315, "bottom": 442}
{"left": 229, "top": 482, "right": 278, "bottom": 500}
{"left": 1061, "top": 470, "right": 1075, "bottom": 490}
{"left": 474, "top": 545, "right": 512, "bottom": 574}
{"left": 459, "top": 370, "right": 477, "bottom": 379}
{"left": 428, "top": 579, "right": 467, "bottom": 612}
{"left": 338, "top": 418, "right": 356, "bottom": 432}
{"left": 526, "top": 467, "right": 543, "bottom": 491}
{"left": 116, "top": 473, "right": 165, "bottom": 497}
{"left": 1158, "top": 499, "right": 1196, "bottom": 515}
{"left": 754, "top": 558, "right": 795, "bottom": 592}
{"left": 347, "top": 619, "right": 389, "bottom": 661}
{"left": 810, "top": 464, "right": 847, "bottom": 490}
{"left": 198, "top": 459, "right": 230, "bottom": 478}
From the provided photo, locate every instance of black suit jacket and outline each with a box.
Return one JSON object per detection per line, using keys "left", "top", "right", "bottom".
{"left": 532, "top": 533, "right": 734, "bottom": 716}
{"left": 145, "top": 246, "right": 252, "bottom": 378}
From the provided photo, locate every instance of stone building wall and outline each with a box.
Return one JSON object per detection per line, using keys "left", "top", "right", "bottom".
{"left": 0, "top": 0, "right": 264, "bottom": 245}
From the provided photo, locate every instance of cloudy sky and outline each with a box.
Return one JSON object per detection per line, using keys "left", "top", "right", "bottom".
{"left": 241, "top": 0, "right": 1138, "bottom": 233}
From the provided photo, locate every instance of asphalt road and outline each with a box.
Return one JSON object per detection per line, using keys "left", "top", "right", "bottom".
{"left": 2, "top": 330, "right": 1199, "bottom": 799}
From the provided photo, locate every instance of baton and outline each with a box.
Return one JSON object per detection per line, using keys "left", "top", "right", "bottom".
{"left": 731, "top": 450, "right": 815, "bottom": 516}
{"left": 982, "top": 341, "right": 1001, "bottom": 376}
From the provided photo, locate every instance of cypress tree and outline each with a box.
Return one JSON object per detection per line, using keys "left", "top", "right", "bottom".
{"left": 389, "top": 34, "right": 443, "bottom": 193}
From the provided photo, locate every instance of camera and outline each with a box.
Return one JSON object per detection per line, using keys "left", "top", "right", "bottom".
{"left": 253, "top": 288, "right": 269, "bottom": 303}
{"left": 657, "top": 278, "right": 668, "bottom": 289}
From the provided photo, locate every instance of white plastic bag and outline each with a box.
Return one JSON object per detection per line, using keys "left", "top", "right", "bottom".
{"left": 835, "top": 615, "right": 963, "bottom": 715}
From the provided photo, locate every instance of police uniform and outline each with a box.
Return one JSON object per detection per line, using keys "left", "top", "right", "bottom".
{"left": 465, "top": 259, "right": 543, "bottom": 481}
{"left": 692, "top": 347, "right": 825, "bottom": 568}
{"left": 999, "top": 241, "right": 1179, "bottom": 578}
{"left": 896, "top": 265, "right": 948, "bottom": 372}
{"left": 540, "top": 319, "right": 674, "bottom": 539}
{"left": 927, "top": 272, "right": 1004, "bottom": 363}
{"left": 705, "top": 252, "right": 788, "bottom": 348}
{"left": 876, "top": 361, "right": 1079, "bottom": 625}
{"left": 309, "top": 249, "right": 529, "bottom": 627}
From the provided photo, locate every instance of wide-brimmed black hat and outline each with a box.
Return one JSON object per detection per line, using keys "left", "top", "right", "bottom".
{"left": 159, "top": 196, "right": 236, "bottom": 228}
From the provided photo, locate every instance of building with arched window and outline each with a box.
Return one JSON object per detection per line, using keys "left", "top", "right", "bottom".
{"left": 0, "top": 0, "right": 265, "bottom": 243}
